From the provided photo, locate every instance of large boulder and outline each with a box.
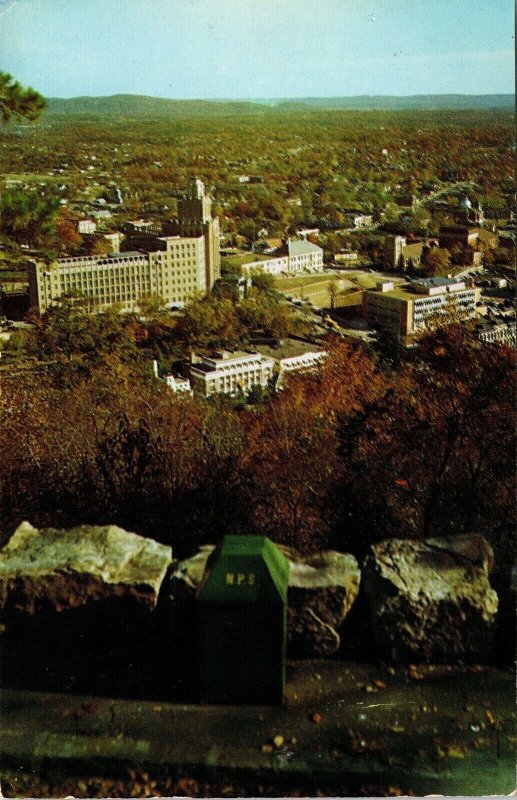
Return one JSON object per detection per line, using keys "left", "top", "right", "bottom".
{"left": 286, "top": 549, "right": 361, "bottom": 656}
{"left": 0, "top": 521, "right": 172, "bottom": 616}
{"left": 165, "top": 543, "right": 361, "bottom": 657}
{"left": 362, "top": 533, "right": 498, "bottom": 664}
{"left": 0, "top": 521, "right": 173, "bottom": 696}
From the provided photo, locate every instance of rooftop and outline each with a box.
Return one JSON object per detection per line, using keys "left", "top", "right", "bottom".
{"left": 412, "top": 276, "right": 461, "bottom": 288}
{"left": 288, "top": 238, "right": 322, "bottom": 257}
{"left": 401, "top": 242, "right": 425, "bottom": 257}
{"left": 369, "top": 280, "right": 471, "bottom": 302}
{"left": 256, "top": 338, "right": 326, "bottom": 361}
{"left": 191, "top": 350, "right": 273, "bottom": 372}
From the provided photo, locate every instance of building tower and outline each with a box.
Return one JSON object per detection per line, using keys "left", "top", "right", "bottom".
{"left": 384, "top": 235, "right": 406, "bottom": 270}
{"left": 175, "top": 179, "right": 221, "bottom": 288}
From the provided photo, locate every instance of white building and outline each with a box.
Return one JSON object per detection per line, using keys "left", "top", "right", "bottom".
{"left": 287, "top": 238, "right": 324, "bottom": 272}
{"left": 335, "top": 252, "right": 359, "bottom": 262}
{"left": 189, "top": 350, "right": 275, "bottom": 397}
{"left": 296, "top": 228, "right": 320, "bottom": 238}
{"left": 78, "top": 219, "right": 97, "bottom": 235}
{"left": 164, "top": 374, "right": 192, "bottom": 393}
{"left": 244, "top": 256, "right": 289, "bottom": 276}
{"left": 152, "top": 360, "right": 192, "bottom": 393}
{"left": 255, "top": 339, "right": 327, "bottom": 388}
{"left": 242, "top": 238, "right": 324, "bottom": 277}
{"left": 477, "top": 321, "right": 516, "bottom": 346}
{"left": 102, "top": 232, "right": 121, "bottom": 253}
{"left": 345, "top": 213, "right": 373, "bottom": 229}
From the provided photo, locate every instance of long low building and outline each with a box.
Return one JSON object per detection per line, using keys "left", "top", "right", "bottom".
{"left": 255, "top": 339, "right": 327, "bottom": 388}
{"left": 188, "top": 340, "right": 327, "bottom": 396}
{"left": 243, "top": 238, "right": 324, "bottom": 276}
{"left": 476, "top": 320, "right": 516, "bottom": 346}
{"left": 364, "top": 277, "right": 481, "bottom": 339}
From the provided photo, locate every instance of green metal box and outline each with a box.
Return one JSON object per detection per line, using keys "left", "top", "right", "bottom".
{"left": 198, "top": 535, "right": 289, "bottom": 705}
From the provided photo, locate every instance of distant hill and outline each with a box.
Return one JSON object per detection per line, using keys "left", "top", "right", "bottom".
{"left": 44, "top": 93, "right": 515, "bottom": 118}
{"left": 45, "top": 95, "right": 266, "bottom": 117}
{"left": 257, "top": 94, "right": 516, "bottom": 111}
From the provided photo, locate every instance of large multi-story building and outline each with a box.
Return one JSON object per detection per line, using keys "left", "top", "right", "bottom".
{"left": 164, "top": 178, "right": 221, "bottom": 288}
{"left": 28, "top": 179, "right": 220, "bottom": 313}
{"left": 189, "top": 350, "right": 276, "bottom": 397}
{"left": 363, "top": 277, "right": 480, "bottom": 339}
{"left": 188, "top": 339, "right": 327, "bottom": 397}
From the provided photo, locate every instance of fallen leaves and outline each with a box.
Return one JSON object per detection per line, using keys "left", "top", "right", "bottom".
{"left": 485, "top": 708, "right": 501, "bottom": 727}
{"left": 310, "top": 711, "right": 323, "bottom": 724}
{"left": 437, "top": 743, "right": 466, "bottom": 759}
{"left": 261, "top": 734, "right": 287, "bottom": 753}
{"left": 408, "top": 664, "right": 425, "bottom": 680}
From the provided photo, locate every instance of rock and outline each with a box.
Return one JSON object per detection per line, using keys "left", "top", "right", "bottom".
{"left": 0, "top": 521, "right": 173, "bottom": 698}
{"left": 363, "top": 534, "right": 498, "bottom": 664}
{"left": 286, "top": 549, "right": 361, "bottom": 657}
{"left": 166, "top": 544, "right": 361, "bottom": 657}
{"left": 0, "top": 521, "right": 173, "bottom": 616}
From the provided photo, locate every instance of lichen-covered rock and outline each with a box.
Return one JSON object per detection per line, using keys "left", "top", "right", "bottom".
{"left": 363, "top": 533, "right": 498, "bottom": 664}
{"left": 166, "top": 544, "right": 361, "bottom": 657}
{"left": 0, "top": 521, "right": 173, "bottom": 616}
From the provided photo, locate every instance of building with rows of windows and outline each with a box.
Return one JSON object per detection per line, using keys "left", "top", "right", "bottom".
{"left": 189, "top": 351, "right": 276, "bottom": 397}
{"left": 242, "top": 238, "right": 324, "bottom": 277}
{"left": 363, "top": 277, "right": 480, "bottom": 340}
{"left": 28, "top": 179, "right": 220, "bottom": 313}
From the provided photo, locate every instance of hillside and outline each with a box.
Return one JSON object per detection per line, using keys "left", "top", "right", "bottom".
{"left": 260, "top": 94, "right": 515, "bottom": 110}
{"left": 45, "top": 95, "right": 266, "bottom": 117}
{"left": 44, "top": 93, "right": 515, "bottom": 117}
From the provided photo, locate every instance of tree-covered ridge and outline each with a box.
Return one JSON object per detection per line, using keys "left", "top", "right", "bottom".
{"left": 42, "top": 93, "right": 515, "bottom": 117}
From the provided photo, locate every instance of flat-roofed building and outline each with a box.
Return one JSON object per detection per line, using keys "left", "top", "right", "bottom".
{"left": 344, "top": 212, "right": 373, "bottom": 229}
{"left": 152, "top": 359, "right": 192, "bottom": 393}
{"left": 28, "top": 179, "right": 220, "bottom": 314}
{"left": 255, "top": 339, "right": 327, "bottom": 388}
{"left": 243, "top": 256, "right": 289, "bottom": 276}
{"left": 29, "top": 234, "right": 207, "bottom": 313}
{"left": 78, "top": 219, "right": 97, "bottom": 235}
{"left": 476, "top": 320, "right": 516, "bottom": 347}
{"left": 364, "top": 277, "right": 480, "bottom": 339}
{"left": 189, "top": 350, "right": 275, "bottom": 397}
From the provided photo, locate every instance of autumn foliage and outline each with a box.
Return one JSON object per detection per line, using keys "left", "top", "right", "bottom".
{"left": 0, "top": 314, "right": 514, "bottom": 581}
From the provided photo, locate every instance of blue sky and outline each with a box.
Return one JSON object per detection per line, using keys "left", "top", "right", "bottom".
{"left": 0, "top": 0, "right": 514, "bottom": 98}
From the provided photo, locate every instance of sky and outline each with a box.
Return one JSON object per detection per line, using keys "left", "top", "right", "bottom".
{"left": 0, "top": 0, "right": 514, "bottom": 99}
